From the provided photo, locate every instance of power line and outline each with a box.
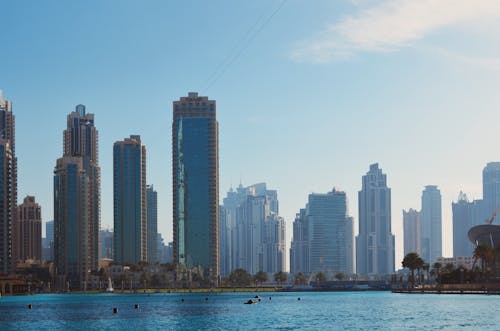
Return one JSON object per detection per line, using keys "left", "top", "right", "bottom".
{"left": 200, "top": 0, "right": 287, "bottom": 93}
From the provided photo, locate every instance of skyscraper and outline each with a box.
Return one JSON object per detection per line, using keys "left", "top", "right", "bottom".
{"left": 113, "top": 135, "right": 147, "bottom": 265}
{"left": 43, "top": 220, "right": 54, "bottom": 261}
{"left": 18, "top": 196, "right": 42, "bottom": 262}
{"left": 290, "top": 208, "right": 309, "bottom": 275}
{"left": 357, "top": 163, "right": 395, "bottom": 275}
{"left": 452, "top": 192, "right": 475, "bottom": 257}
{"left": 146, "top": 185, "right": 158, "bottom": 264}
{"left": 0, "top": 90, "right": 17, "bottom": 274}
{"left": 54, "top": 105, "right": 100, "bottom": 289}
{"left": 173, "top": 92, "right": 219, "bottom": 278}
{"left": 482, "top": 162, "right": 500, "bottom": 220}
{"left": 308, "top": 189, "right": 354, "bottom": 275}
{"left": 421, "top": 185, "right": 442, "bottom": 264}
{"left": 403, "top": 208, "right": 421, "bottom": 256}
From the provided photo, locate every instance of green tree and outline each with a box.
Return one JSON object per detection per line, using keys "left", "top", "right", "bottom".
{"left": 315, "top": 272, "right": 327, "bottom": 282}
{"left": 431, "top": 262, "right": 442, "bottom": 285}
{"left": 402, "top": 252, "right": 424, "bottom": 287}
{"left": 228, "top": 269, "right": 252, "bottom": 287}
{"left": 473, "top": 243, "right": 494, "bottom": 280}
{"left": 334, "top": 272, "right": 346, "bottom": 281}
{"left": 274, "top": 271, "right": 288, "bottom": 286}
{"left": 253, "top": 271, "right": 268, "bottom": 286}
{"left": 294, "top": 272, "right": 307, "bottom": 285}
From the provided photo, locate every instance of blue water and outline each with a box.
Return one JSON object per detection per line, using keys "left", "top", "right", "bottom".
{"left": 0, "top": 291, "right": 498, "bottom": 330}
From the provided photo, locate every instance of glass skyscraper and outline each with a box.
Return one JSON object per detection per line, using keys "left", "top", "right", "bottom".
{"left": 356, "top": 163, "right": 395, "bottom": 275}
{"left": 146, "top": 185, "right": 158, "bottom": 264}
{"left": 113, "top": 135, "right": 147, "bottom": 265}
{"left": 54, "top": 105, "right": 100, "bottom": 289}
{"left": 173, "top": 92, "right": 219, "bottom": 278}
{"left": 421, "top": 185, "right": 442, "bottom": 264}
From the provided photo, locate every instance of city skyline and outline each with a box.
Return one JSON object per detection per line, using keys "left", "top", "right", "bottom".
{"left": 4, "top": 1, "right": 500, "bottom": 269}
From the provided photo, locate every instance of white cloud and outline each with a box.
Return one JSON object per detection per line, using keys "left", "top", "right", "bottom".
{"left": 292, "top": 0, "right": 500, "bottom": 63}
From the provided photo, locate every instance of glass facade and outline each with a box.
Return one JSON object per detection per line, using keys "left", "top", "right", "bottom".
{"left": 173, "top": 93, "right": 218, "bottom": 277}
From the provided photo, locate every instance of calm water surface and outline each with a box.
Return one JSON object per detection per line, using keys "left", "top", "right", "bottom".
{"left": 0, "top": 291, "right": 498, "bottom": 330}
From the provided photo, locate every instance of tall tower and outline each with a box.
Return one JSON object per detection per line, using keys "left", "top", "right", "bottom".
{"left": 113, "top": 135, "right": 147, "bottom": 265}
{"left": 452, "top": 192, "right": 475, "bottom": 257}
{"left": 18, "top": 196, "right": 42, "bottom": 262}
{"left": 307, "top": 189, "right": 354, "bottom": 275}
{"left": 0, "top": 90, "right": 17, "bottom": 274}
{"left": 403, "top": 208, "right": 421, "bottom": 256}
{"left": 146, "top": 185, "right": 158, "bottom": 264}
{"left": 54, "top": 105, "right": 100, "bottom": 289}
{"left": 173, "top": 92, "right": 219, "bottom": 278}
{"left": 421, "top": 185, "right": 442, "bottom": 264}
{"left": 356, "top": 163, "right": 395, "bottom": 275}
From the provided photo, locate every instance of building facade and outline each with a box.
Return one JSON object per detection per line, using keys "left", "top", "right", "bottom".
{"left": 173, "top": 92, "right": 219, "bottom": 278}
{"left": 100, "top": 229, "right": 113, "bottom": 260}
{"left": 452, "top": 192, "right": 475, "bottom": 257}
{"left": 0, "top": 90, "right": 17, "bottom": 275}
{"left": 290, "top": 190, "right": 354, "bottom": 276}
{"left": 421, "top": 185, "right": 442, "bottom": 264}
{"left": 146, "top": 185, "right": 158, "bottom": 264}
{"left": 54, "top": 105, "right": 101, "bottom": 289}
{"left": 356, "top": 163, "right": 395, "bottom": 275}
{"left": 113, "top": 135, "right": 147, "bottom": 265}
{"left": 403, "top": 208, "right": 421, "bottom": 256}
{"left": 17, "top": 196, "right": 42, "bottom": 262}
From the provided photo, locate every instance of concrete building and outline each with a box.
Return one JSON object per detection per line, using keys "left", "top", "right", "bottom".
{"left": 17, "top": 196, "right": 42, "bottom": 262}
{"left": 54, "top": 105, "right": 101, "bottom": 289}
{"left": 403, "top": 208, "right": 421, "bottom": 256}
{"left": 452, "top": 192, "right": 475, "bottom": 257}
{"left": 356, "top": 163, "right": 395, "bottom": 275}
{"left": 0, "top": 90, "right": 17, "bottom": 275}
{"left": 173, "top": 93, "right": 219, "bottom": 278}
{"left": 146, "top": 185, "right": 158, "bottom": 263}
{"left": 42, "top": 220, "right": 54, "bottom": 261}
{"left": 113, "top": 135, "right": 147, "bottom": 265}
{"left": 421, "top": 185, "right": 442, "bottom": 264}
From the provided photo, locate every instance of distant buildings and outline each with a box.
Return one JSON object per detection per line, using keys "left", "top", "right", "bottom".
{"left": 17, "top": 196, "right": 42, "bottom": 262}
{"left": 0, "top": 90, "right": 17, "bottom": 274}
{"left": 54, "top": 105, "right": 101, "bottom": 288}
{"left": 356, "top": 163, "right": 395, "bottom": 275}
{"left": 157, "top": 234, "right": 173, "bottom": 264}
{"left": 403, "top": 208, "right": 421, "bottom": 257}
{"left": 290, "top": 189, "right": 354, "bottom": 276}
{"left": 220, "top": 183, "right": 286, "bottom": 276}
{"left": 100, "top": 229, "right": 113, "bottom": 260}
{"left": 421, "top": 185, "right": 442, "bottom": 264}
{"left": 172, "top": 93, "right": 219, "bottom": 278}
{"left": 452, "top": 192, "right": 475, "bottom": 257}
{"left": 146, "top": 185, "right": 158, "bottom": 264}
{"left": 113, "top": 135, "right": 147, "bottom": 265}
{"left": 42, "top": 220, "right": 54, "bottom": 261}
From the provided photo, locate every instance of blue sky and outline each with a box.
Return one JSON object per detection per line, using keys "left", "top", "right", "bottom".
{"left": 3, "top": 0, "right": 500, "bottom": 268}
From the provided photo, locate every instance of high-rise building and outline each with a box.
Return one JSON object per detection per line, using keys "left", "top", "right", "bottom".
{"left": 452, "top": 192, "right": 475, "bottom": 257}
{"left": 18, "top": 196, "right": 42, "bottom": 262}
{"left": 482, "top": 162, "right": 500, "bottom": 218}
{"left": 113, "top": 135, "right": 147, "bottom": 265}
{"left": 54, "top": 105, "right": 101, "bottom": 289}
{"left": 43, "top": 220, "right": 54, "bottom": 261}
{"left": 173, "top": 92, "right": 219, "bottom": 278}
{"left": 290, "top": 208, "right": 309, "bottom": 275}
{"left": 100, "top": 229, "right": 113, "bottom": 260}
{"left": 403, "top": 208, "right": 421, "bottom": 256}
{"left": 146, "top": 185, "right": 158, "bottom": 263}
{"left": 356, "top": 163, "right": 395, "bottom": 275}
{"left": 0, "top": 90, "right": 17, "bottom": 275}
{"left": 308, "top": 189, "right": 354, "bottom": 275}
{"left": 421, "top": 185, "right": 442, "bottom": 264}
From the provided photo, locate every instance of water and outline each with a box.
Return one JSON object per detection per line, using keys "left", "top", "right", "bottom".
{"left": 0, "top": 291, "right": 499, "bottom": 330}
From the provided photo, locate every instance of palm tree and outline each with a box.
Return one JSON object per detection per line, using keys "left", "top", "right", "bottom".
{"left": 402, "top": 252, "right": 424, "bottom": 287}
{"left": 273, "top": 271, "right": 288, "bottom": 286}
{"left": 431, "top": 262, "right": 442, "bottom": 285}
{"left": 294, "top": 272, "right": 307, "bottom": 285}
{"left": 473, "top": 243, "right": 494, "bottom": 280}
{"left": 253, "top": 271, "right": 268, "bottom": 287}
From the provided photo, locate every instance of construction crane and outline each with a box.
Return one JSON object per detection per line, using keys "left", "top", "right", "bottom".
{"left": 486, "top": 207, "right": 500, "bottom": 225}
